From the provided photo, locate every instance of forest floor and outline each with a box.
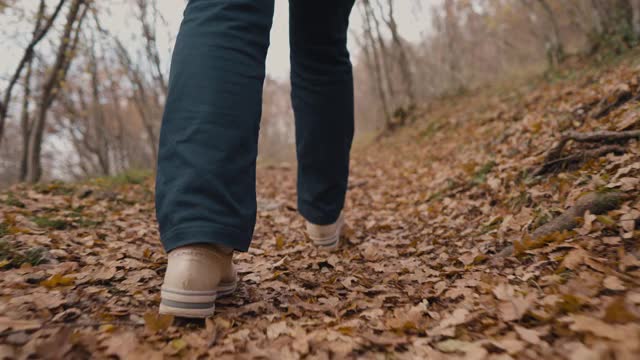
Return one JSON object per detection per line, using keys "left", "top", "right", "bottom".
{"left": 2, "top": 53, "right": 640, "bottom": 359}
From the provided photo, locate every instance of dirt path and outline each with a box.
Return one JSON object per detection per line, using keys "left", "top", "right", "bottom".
{"left": 2, "top": 59, "right": 640, "bottom": 359}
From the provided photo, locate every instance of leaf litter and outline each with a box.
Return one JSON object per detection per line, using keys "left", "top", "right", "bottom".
{"left": 1, "top": 60, "right": 640, "bottom": 358}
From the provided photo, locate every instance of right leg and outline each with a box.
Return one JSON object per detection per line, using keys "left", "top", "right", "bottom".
{"left": 156, "top": 0, "right": 274, "bottom": 318}
{"left": 156, "top": 0, "right": 275, "bottom": 254}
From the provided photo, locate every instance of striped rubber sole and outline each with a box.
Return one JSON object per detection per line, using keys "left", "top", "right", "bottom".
{"left": 159, "top": 279, "right": 237, "bottom": 318}
{"left": 310, "top": 216, "right": 344, "bottom": 252}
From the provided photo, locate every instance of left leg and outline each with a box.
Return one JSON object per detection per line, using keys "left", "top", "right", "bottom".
{"left": 289, "top": 0, "right": 356, "bottom": 227}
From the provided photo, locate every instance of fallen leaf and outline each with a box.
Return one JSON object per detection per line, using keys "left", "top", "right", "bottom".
{"left": 435, "top": 339, "right": 473, "bottom": 353}
{"left": 0, "top": 317, "right": 41, "bottom": 333}
{"left": 166, "top": 338, "right": 188, "bottom": 355}
{"left": 603, "top": 276, "right": 625, "bottom": 291}
{"left": 514, "top": 325, "right": 541, "bottom": 345}
{"left": 266, "top": 321, "right": 291, "bottom": 340}
{"left": 493, "top": 283, "right": 514, "bottom": 301}
{"left": 490, "top": 338, "right": 526, "bottom": 355}
{"left": 569, "top": 315, "right": 631, "bottom": 341}
{"left": 143, "top": 312, "right": 174, "bottom": 333}
{"left": 40, "top": 273, "right": 75, "bottom": 288}
{"left": 0, "top": 345, "right": 15, "bottom": 359}
{"left": 103, "top": 332, "right": 162, "bottom": 360}
{"left": 275, "top": 235, "right": 285, "bottom": 250}
{"left": 560, "top": 248, "right": 590, "bottom": 271}
{"left": 603, "top": 297, "right": 638, "bottom": 324}
{"left": 499, "top": 294, "right": 535, "bottom": 322}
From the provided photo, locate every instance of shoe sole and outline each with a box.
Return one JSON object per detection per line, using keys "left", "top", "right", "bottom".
{"left": 159, "top": 279, "right": 237, "bottom": 318}
{"left": 310, "top": 216, "right": 345, "bottom": 252}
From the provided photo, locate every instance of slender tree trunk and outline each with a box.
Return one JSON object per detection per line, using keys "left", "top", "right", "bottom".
{"left": 19, "top": 58, "right": 34, "bottom": 182}
{"left": 536, "top": 0, "right": 564, "bottom": 67}
{"left": 370, "top": 0, "right": 396, "bottom": 104}
{"left": 631, "top": 0, "right": 640, "bottom": 38}
{"left": 360, "top": 0, "right": 392, "bottom": 129}
{"left": 114, "top": 39, "right": 160, "bottom": 163}
{"left": 26, "top": 0, "right": 88, "bottom": 182}
{"left": 384, "top": 0, "right": 416, "bottom": 107}
{"left": 87, "top": 37, "right": 110, "bottom": 175}
{"left": 590, "top": 0, "right": 604, "bottom": 35}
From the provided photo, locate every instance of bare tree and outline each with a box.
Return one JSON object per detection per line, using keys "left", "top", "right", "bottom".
{"left": 535, "top": 0, "right": 565, "bottom": 67}
{"left": 358, "top": 0, "right": 392, "bottom": 129}
{"left": 0, "top": 0, "right": 66, "bottom": 147}
{"left": 381, "top": 0, "right": 416, "bottom": 107}
{"left": 25, "top": 0, "right": 90, "bottom": 182}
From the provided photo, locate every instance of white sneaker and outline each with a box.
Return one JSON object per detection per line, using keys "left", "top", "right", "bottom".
{"left": 305, "top": 213, "right": 344, "bottom": 251}
{"left": 159, "top": 244, "right": 237, "bottom": 318}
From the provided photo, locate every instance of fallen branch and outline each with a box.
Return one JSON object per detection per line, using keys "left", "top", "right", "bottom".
{"left": 534, "top": 145, "right": 626, "bottom": 176}
{"left": 536, "top": 129, "right": 640, "bottom": 175}
{"left": 498, "top": 191, "right": 629, "bottom": 258}
{"left": 592, "top": 90, "right": 639, "bottom": 119}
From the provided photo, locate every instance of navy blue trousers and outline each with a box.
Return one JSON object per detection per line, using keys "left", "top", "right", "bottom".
{"left": 155, "top": 0, "right": 355, "bottom": 252}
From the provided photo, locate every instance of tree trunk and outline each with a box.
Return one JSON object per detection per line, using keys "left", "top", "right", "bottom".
{"left": 536, "top": 0, "right": 564, "bottom": 67}
{"left": 360, "top": 0, "right": 392, "bottom": 129}
{"left": 26, "top": 0, "right": 87, "bottom": 182}
{"left": 114, "top": 39, "right": 160, "bottom": 163}
{"left": 88, "top": 37, "right": 110, "bottom": 175}
{"left": 19, "top": 57, "right": 34, "bottom": 182}
{"left": 632, "top": 0, "right": 640, "bottom": 38}
{"left": 384, "top": 0, "right": 416, "bottom": 107}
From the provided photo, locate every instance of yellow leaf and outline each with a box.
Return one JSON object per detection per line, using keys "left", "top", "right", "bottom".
{"left": 604, "top": 297, "right": 637, "bottom": 324}
{"left": 40, "top": 273, "right": 75, "bottom": 288}
{"left": 0, "top": 259, "right": 10, "bottom": 268}
{"left": 3, "top": 213, "right": 16, "bottom": 225}
{"left": 337, "top": 326, "right": 354, "bottom": 335}
{"left": 143, "top": 311, "right": 173, "bottom": 333}
{"left": 9, "top": 226, "right": 31, "bottom": 235}
{"left": 275, "top": 235, "right": 285, "bottom": 250}
{"left": 170, "top": 338, "right": 188, "bottom": 352}
{"left": 99, "top": 324, "right": 116, "bottom": 333}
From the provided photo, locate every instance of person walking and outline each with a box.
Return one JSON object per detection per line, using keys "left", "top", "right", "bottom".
{"left": 155, "top": 0, "right": 356, "bottom": 318}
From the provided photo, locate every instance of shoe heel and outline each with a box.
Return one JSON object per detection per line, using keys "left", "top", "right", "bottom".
{"left": 160, "top": 288, "right": 217, "bottom": 318}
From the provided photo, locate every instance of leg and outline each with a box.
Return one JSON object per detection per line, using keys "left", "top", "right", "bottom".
{"left": 289, "top": 0, "right": 356, "bottom": 225}
{"left": 155, "top": 0, "right": 274, "bottom": 253}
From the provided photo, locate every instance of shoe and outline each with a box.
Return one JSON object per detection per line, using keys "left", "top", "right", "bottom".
{"left": 159, "top": 244, "right": 237, "bottom": 318}
{"left": 306, "top": 213, "right": 344, "bottom": 251}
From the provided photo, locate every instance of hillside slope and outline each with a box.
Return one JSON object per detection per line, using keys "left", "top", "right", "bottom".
{"left": 1, "top": 56, "right": 640, "bottom": 359}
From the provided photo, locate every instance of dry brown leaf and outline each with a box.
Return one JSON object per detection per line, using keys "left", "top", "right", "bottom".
{"left": 603, "top": 276, "right": 626, "bottom": 291}
{"left": 490, "top": 338, "right": 526, "bottom": 355}
{"left": 569, "top": 314, "right": 636, "bottom": 341}
{"left": 561, "top": 248, "right": 590, "bottom": 271}
{"left": 266, "top": 321, "right": 291, "bottom": 340}
{"left": 499, "top": 294, "right": 535, "bottom": 322}
{"left": 103, "top": 332, "right": 163, "bottom": 360}
{"left": 0, "top": 317, "right": 41, "bottom": 333}
{"left": 435, "top": 339, "right": 473, "bottom": 353}
{"left": 514, "top": 325, "right": 541, "bottom": 345}
{"left": 492, "top": 283, "right": 515, "bottom": 301}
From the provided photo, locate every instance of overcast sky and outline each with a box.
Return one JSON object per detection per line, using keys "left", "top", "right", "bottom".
{"left": 1, "top": 0, "right": 435, "bottom": 81}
